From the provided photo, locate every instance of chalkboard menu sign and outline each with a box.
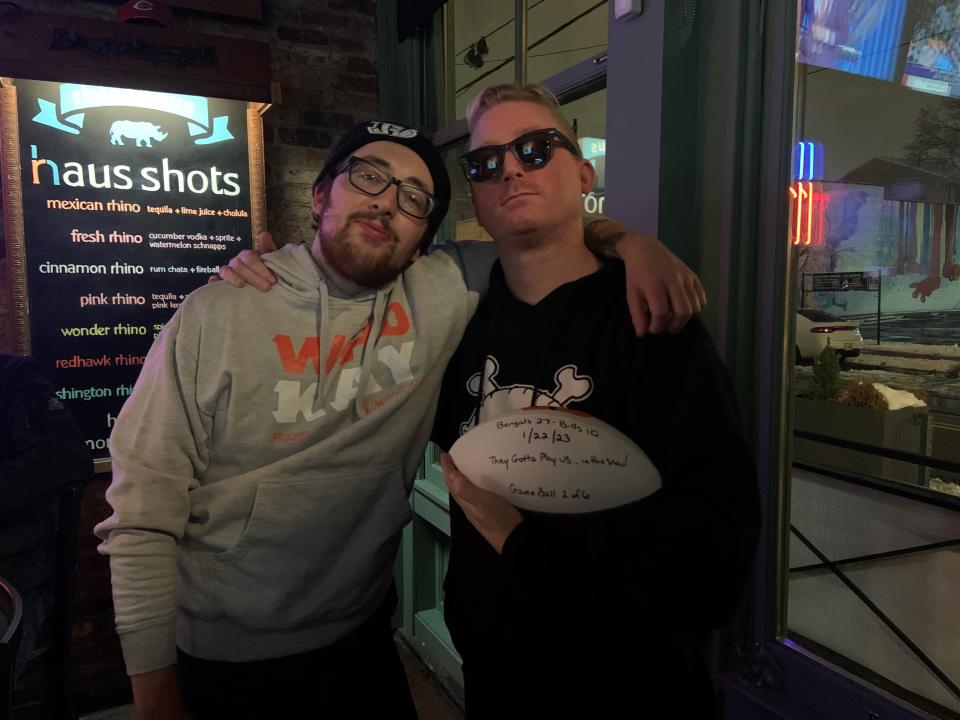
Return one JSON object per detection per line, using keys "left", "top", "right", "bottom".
{"left": 2, "top": 79, "right": 262, "bottom": 461}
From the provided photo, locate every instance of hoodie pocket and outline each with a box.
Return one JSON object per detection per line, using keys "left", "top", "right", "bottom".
{"left": 210, "top": 464, "right": 410, "bottom": 630}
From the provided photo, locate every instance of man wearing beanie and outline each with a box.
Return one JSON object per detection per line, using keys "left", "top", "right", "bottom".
{"left": 97, "top": 119, "right": 703, "bottom": 719}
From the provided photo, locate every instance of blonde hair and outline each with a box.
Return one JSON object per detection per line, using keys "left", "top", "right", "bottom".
{"left": 465, "top": 83, "right": 580, "bottom": 155}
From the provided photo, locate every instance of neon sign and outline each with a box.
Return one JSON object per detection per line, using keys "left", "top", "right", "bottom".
{"left": 789, "top": 140, "right": 825, "bottom": 247}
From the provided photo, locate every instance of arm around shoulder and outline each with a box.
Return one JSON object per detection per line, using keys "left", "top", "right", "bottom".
{"left": 433, "top": 239, "right": 498, "bottom": 297}
{"left": 0, "top": 357, "right": 92, "bottom": 516}
{"left": 583, "top": 217, "right": 707, "bottom": 336}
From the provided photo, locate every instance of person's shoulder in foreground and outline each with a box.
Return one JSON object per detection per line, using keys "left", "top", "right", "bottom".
{"left": 0, "top": 352, "right": 92, "bottom": 517}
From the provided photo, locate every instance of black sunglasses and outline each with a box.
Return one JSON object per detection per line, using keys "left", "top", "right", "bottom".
{"left": 336, "top": 156, "right": 437, "bottom": 219}
{"left": 459, "top": 128, "right": 581, "bottom": 183}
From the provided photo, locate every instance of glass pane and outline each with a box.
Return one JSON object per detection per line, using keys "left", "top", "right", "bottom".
{"left": 447, "top": 0, "right": 518, "bottom": 122}
{"left": 528, "top": 0, "right": 609, "bottom": 85}
{"left": 787, "top": 1, "right": 960, "bottom": 715}
{"left": 559, "top": 83, "right": 607, "bottom": 214}
{"left": 443, "top": 1, "right": 609, "bottom": 122}
{"left": 440, "top": 137, "right": 493, "bottom": 243}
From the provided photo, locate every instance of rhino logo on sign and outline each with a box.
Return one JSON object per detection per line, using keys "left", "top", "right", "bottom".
{"left": 109, "top": 120, "right": 168, "bottom": 147}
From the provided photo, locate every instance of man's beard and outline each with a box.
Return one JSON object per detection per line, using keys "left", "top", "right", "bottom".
{"left": 319, "top": 208, "right": 409, "bottom": 288}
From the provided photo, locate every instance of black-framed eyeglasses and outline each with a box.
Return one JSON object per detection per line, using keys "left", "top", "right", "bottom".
{"left": 336, "top": 156, "right": 437, "bottom": 219}
{"left": 459, "top": 128, "right": 581, "bottom": 183}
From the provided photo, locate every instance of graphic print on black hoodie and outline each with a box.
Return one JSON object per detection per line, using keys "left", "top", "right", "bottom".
{"left": 432, "top": 259, "right": 762, "bottom": 718}
{"left": 457, "top": 355, "right": 594, "bottom": 435}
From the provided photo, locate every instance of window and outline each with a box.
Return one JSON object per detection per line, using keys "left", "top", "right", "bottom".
{"left": 560, "top": 84, "right": 607, "bottom": 214}
{"left": 444, "top": 0, "right": 519, "bottom": 123}
{"left": 527, "top": 0, "right": 608, "bottom": 85}
{"left": 437, "top": 0, "right": 609, "bottom": 124}
{"left": 786, "top": 1, "right": 960, "bottom": 715}
{"left": 441, "top": 138, "right": 492, "bottom": 242}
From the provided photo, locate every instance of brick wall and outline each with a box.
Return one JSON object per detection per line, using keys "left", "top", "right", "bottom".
{"left": 1, "top": 1, "right": 379, "bottom": 712}
{"left": 0, "top": 0, "right": 379, "bottom": 352}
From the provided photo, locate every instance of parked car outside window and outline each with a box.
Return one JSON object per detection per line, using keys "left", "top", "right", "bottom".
{"left": 795, "top": 308, "right": 863, "bottom": 363}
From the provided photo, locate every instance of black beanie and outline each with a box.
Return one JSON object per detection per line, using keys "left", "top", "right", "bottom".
{"left": 314, "top": 121, "right": 451, "bottom": 251}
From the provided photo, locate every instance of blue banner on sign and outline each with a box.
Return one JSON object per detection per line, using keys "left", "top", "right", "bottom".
{"left": 31, "top": 83, "right": 234, "bottom": 144}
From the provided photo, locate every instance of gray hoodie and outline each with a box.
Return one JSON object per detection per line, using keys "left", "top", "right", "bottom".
{"left": 94, "top": 241, "right": 494, "bottom": 675}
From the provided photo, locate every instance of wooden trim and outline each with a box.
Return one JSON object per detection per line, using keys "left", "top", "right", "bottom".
{"left": 0, "top": 10, "right": 272, "bottom": 102}
{"left": 0, "top": 81, "right": 30, "bottom": 356}
{"left": 246, "top": 107, "right": 267, "bottom": 242}
{"left": 169, "top": 0, "right": 263, "bottom": 20}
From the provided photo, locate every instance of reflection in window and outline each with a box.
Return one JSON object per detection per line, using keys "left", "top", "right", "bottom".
{"left": 560, "top": 86, "right": 607, "bottom": 215}
{"left": 449, "top": 0, "right": 608, "bottom": 120}
{"left": 787, "top": 1, "right": 960, "bottom": 715}
{"left": 448, "top": 0, "right": 518, "bottom": 121}
{"left": 441, "top": 139, "right": 493, "bottom": 242}
{"left": 527, "top": 0, "right": 608, "bottom": 85}
{"left": 791, "top": 1, "right": 960, "bottom": 495}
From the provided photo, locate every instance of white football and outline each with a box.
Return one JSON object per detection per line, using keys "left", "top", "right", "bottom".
{"left": 449, "top": 407, "right": 661, "bottom": 514}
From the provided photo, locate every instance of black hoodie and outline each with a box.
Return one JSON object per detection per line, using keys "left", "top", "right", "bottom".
{"left": 433, "top": 260, "right": 761, "bottom": 718}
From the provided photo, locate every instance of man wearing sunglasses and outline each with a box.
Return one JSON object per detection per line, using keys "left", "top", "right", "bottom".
{"left": 98, "top": 116, "right": 705, "bottom": 719}
{"left": 432, "top": 85, "right": 760, "bottom": 718}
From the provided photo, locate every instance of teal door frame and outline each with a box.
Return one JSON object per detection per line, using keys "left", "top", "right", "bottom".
{"left": 400, "top": 448, "right": 463, "bottom": 686}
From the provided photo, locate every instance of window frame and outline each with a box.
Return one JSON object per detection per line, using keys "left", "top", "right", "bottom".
{"left": 732, "top": 1, "right": 959, "bottom": 716}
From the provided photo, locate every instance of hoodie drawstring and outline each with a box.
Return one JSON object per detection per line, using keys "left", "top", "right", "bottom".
{"left": 352, "top": 288, "right": 391, "bottom": 418}
{"left": 315, "top": 278, "right": 332, "bottom": 407}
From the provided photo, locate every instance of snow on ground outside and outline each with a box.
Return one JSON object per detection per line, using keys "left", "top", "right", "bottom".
{"left": 860, "top": 342, "right": 960, "bottom": 359}
{"left": 795, "top": 366, "right": 957, "bottom": 399}
{"left": 847, "top": 354, "right": 960, "bottom": 374}
{"left": 872, "top": 384, "right": 926, "bottom": 409}
{"left": 930, "top": 478, "right": 960, "bottom": 496}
